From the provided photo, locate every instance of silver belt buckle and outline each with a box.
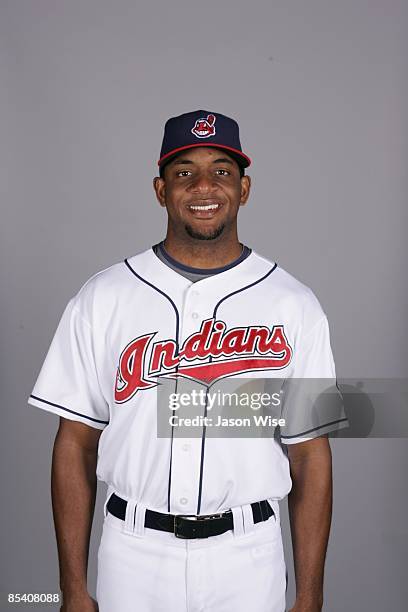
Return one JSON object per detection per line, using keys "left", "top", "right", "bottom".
{"left": 173, "top": 514, "right": 198, "bottom": 538}
{"left": 173, "top": 511, "right": 229, "bottom": 538}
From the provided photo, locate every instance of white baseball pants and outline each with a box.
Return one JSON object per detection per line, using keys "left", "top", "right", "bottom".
{"left": 96, "top": 495, "right": 287, "bottom": 612}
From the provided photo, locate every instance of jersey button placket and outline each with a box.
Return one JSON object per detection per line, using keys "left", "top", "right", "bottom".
{"left": 169, "top": 286, "right": 211, "bottom": 514}
{"left": 170, "top": 437, "right": 202, "bottom": 513}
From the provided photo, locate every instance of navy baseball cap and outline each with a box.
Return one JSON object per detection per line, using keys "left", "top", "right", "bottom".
{"left": 158, "top": 110, "right": 251, "bottom": 170}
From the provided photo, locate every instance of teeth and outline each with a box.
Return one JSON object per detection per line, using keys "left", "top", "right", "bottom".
{"left": 189, "top": 204, "right": 219, "bottom": 211}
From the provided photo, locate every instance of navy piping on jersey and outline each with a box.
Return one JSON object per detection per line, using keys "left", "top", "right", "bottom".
{"left": 124, "top": 258, "right": 181, "bottom": 513}
{"left": 124, "top": 259, "right": 180, "bottom": 343}
{"left": 196, "top": 263, "right": 278, "bottom": 515}
{"left": 155, "top": 241, "right": 252, "bottom": 275}
{"left": 29, "top": 394, "right": 109, "bottom": 425}
{"left": 280, "top": 418, "right": 349, "bottom": 439}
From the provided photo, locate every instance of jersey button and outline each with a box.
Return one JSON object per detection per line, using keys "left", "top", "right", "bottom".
{"left": 180, "top": 497, "right": 188, "bottom": 505}
{"left": 191, "top": 290, "right": 199, "bottom": 297}
{"left": 182, "top": 443, "right": 190, "bottom": 451}
{"left": 192, "top": 312, "right": 199, "bottom": 319}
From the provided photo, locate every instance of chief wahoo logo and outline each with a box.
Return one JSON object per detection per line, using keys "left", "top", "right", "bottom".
{"left": 191, "top": 114, "right": 216, "bottom": 138}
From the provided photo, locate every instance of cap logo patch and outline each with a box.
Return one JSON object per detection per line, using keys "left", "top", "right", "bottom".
{"left": 191, "top": 114, "right": 216, "bottom": 139}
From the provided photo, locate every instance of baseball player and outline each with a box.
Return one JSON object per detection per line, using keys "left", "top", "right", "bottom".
{"left": 28, "top": 110, "right": 348, "bottom": 612}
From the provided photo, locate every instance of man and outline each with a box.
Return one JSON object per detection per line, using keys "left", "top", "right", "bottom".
{"left": 28, "top": 110, "right": 348, "bottom": 612}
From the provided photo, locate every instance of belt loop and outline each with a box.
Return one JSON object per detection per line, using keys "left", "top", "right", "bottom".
{"left": 242, "top": 503, "right": 255, "bottom": 535}
{"left": 231, "top": 505, "right": 245, "bottom": 538}
{"left": 268, "top": 499, "right": 280, "bottom": 524}
{"left": 103, "top": 485, "right": 115, "bottom": 519}
{"left": 123, "top": 498, "right": 137, "bottom": 535}
{"left": 133, "top": 502, "right": 147, "bottom": 536}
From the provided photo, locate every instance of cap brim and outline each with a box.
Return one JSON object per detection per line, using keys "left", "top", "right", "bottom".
{"left": 158, "top": 143, "right": 251, "bottom": 169}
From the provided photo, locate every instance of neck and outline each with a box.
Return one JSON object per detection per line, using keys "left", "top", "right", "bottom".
{"left": 163, "top": 231, "right": 243, "bottom": 269}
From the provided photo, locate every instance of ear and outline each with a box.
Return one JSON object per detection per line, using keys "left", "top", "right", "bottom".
{"left": 153, "top": 176, "right": 166, "bottom": 208}
{"left": 239, "top": 175, "right": 251, "bottom": 206}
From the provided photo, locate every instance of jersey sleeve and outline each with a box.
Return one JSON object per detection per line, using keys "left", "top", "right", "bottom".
{"left": 279, "top": 315, "right": 349, "bottom": 444}
{"left": 27, "top": 295, "right": 110, "bottom": 430}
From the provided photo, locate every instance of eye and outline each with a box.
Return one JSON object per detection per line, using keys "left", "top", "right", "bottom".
{"left": 215, "top": 169, "right": 230, "bottom": 176}
{"left": 177, "top": 170, "right": 192, "bottom": 177}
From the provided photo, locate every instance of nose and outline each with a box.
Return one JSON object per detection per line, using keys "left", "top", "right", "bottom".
{"left": 189, "top": 172, "right": 218, "bottom": 194}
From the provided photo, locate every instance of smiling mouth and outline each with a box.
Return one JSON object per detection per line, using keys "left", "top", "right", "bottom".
{"left": 186, "top": 202, "right": 222, "bottom": 217}
{"left": 188, "top": 203, "right": 220, "bottom": 211}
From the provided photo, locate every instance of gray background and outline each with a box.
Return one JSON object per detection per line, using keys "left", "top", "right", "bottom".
{"left": 1, "top": 0, "right": 407, "bottom": 610}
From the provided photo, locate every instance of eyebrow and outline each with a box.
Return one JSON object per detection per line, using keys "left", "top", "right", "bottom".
{"left": 172, "top": 157, "right": 234, "bottom": 166}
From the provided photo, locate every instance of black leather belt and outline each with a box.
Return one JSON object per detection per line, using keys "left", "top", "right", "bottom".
{"left": 106, "top": 493, "right": 274, "bottom": 539}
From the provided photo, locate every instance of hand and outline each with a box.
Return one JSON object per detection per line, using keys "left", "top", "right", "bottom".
{"left": 60, "top": 592, "right": 98, "bottom": 611}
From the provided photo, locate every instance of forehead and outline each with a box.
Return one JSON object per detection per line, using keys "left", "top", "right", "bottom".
{"left": 168, "top": 147, "right": 238, "bottom": 167}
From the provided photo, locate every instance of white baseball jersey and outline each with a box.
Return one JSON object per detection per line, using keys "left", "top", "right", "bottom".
{"left": 28, "top": 247, "right": 348, "bottom": 515}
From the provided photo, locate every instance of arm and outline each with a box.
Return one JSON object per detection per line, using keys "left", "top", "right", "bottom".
{"left": 51, "top": 417, "right": 102, "bottom": 611}
{"left": 286, "top": 435, "right": 332, "bottom": 612}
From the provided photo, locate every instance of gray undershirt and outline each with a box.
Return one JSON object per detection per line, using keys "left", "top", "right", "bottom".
{"left": 152, "top": 241, "right": 252, "bottom": 282}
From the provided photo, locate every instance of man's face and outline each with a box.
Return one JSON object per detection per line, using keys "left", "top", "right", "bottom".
{"left": 153, "top": 147, "right": 251, "bottom": 241}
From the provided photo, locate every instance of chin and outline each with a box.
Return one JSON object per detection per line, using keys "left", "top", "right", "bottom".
{"left": 185, "top": 225, "right": 225, "bottom": 240}
{"left": 184, "top": 224, "right": 225, "bottom": 241}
